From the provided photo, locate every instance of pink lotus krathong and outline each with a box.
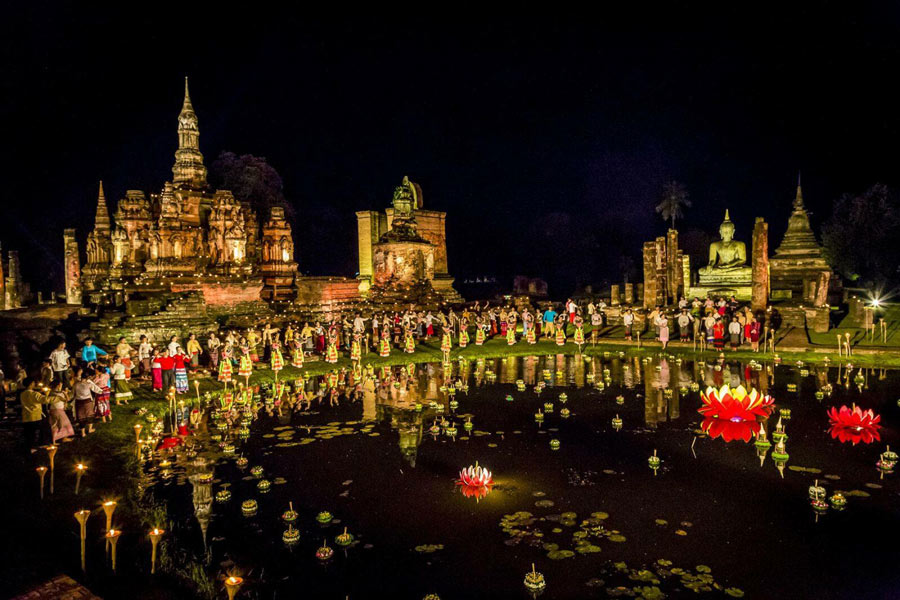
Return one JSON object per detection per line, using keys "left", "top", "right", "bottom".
{"left": 827, "top": 404, "right": 882, "bottom": 445}
{"left": 698, "top": 385, "right": 775, "bottom": 422}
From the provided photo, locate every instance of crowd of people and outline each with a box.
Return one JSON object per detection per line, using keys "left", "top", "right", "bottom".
{"left": 3, "top": 294, "right": 770, "bottom": 451}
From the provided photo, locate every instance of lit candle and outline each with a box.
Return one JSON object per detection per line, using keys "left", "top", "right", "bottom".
{"left": 102, "top": 500, "right": 117, "bottom": 532}
{"left": 36, "top": 466, "right": 48, "bottom": 499}
{"left": 75, "top": 463, "right": 87, "bottom": 495}
{"left": 149, "top": 528, "right": 165, "bottom": 574}
{"left": 74, "top": 509, "right": 91, "bottom": 572}
{"left": 105, "top": 529, "right": 121, "bottom": 572}
{"left": 134, "top": 423, "right": 143, "bottom": 442}
{"left": 224, "top": 575, "right": 244, "bottom": 600}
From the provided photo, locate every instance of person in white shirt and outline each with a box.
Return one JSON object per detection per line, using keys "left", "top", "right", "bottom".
{"left": 677, "top": 310, "right": 693, "bottom": 341}
{"left": 623, "top": 309, "right": 635, "bottom": 340}
{"left": 167, "top": 335, "right": 179, "bottom": 357}
{"left": 49, "top": 341, "right": 71, "bottom": 387}
{"left": 138, "top": 335, "right": 153, "bottom": 380}
{"left": 728, "top": 318, "right": 742, "bottom": 350}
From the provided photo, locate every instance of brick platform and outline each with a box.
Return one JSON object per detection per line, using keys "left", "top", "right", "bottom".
{"left": 12, "top": 575, "right": 101, "bottom": 599}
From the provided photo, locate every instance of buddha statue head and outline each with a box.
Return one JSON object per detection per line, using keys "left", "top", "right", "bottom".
{"left": 719, "top": 210, "right": 736, "bottom": 242}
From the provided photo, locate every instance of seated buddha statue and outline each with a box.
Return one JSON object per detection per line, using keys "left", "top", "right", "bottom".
{"left": 698, "top": 210, "right": 752, "bottom": 281}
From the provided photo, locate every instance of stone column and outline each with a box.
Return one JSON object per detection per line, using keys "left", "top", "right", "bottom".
{"left": 666, "top": 229, "right": 680, "bottom": 301}
{"left": 5, "top": 250, "right": 21, "bottom": 308}
{"left": 642, "top": 241, "right": 657, "bottom": 309}
{"left": 624, "top": 283, "right": 634, "bottom": 305}
{"left": 610, "top": 284, "right": 620, "bottom": 306}
{"left": 636, "top": 283, "right": 643, "bottom": 304}
{"left": 681, "top": 255, "right": 692, "bottom": 294}
{"left": 751, "top": 218, "right": 769, "bottom": 311}
{"left": 64, "top": 229, "right": 83, "bottom": 305}
{"left": 655, "top": 237, "right": 667, "bottom": 306}
{"left": 0, "top": 241, "right": 6, "bottom": 310}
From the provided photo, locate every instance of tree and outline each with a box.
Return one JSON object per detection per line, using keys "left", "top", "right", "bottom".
{"left": 822, "top": 183, "right": 900, "bottom": 286}
{"left": 210, "top": 152, "right": 291, "bottom": 219}
{"left": 655, "top": 181, "right": 691, "bottom": 230}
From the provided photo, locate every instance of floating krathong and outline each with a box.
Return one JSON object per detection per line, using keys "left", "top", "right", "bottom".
{"left": 449, "top": 399, "right": 459, "bottom": 410}
{"left": 877, "top": 446, "right": 897, "bottom": 474}
{"left": 701, "top": 417, "right": 758, "bottom": 443}
{"left": 524, "top": 563, "right": 546, "bottom": 592}
{"left": 250, "top": 465, "right": 264, "bottom": 477}
{"left": 779, "top": 408, "right": 791, "bottom": 420}
{"left": 236, "top": 456, "right": 248, "bottom": 468}
{"left": 611, "top": 415, "right": 623, "bottom": 431}
{"left": 559, "top": 393, "right": 568, "bottom": 403}
{"left": 808, "top": 480, "right": 826, "bottom": 503}
{"left": 282, "top": 502, "right": 298, "bottom": 523}
{"left": 616, "top": 395, "right": 625, "bottom": 405}
{"left": 215, "top": 489, "right": 231, "bottom": 503}
{"left": 316, "top": 539, "right": 334, "bottom": 561}
{"left": 241, "top": 499, "right": 257, "bottom": 516}
{"left": 458, "top": 462, "right": 493, "bottom": 488}
{"left": 560, "top": 408, "right": 570, "bottom": 418}
{"left": 257, "top": 479, "right": 271, "bottom": 492}
{"left": 699, "top": 385, "right": 775, "bottom": 421}
{"left": 283, "top": 525, "right": 300, "bottom": 545}
{"left": 534, "top": 410, "right": 544, "bottom": 423}
{"left": 549, "top": 439, "right": 561, "bottom": 451}
{"left": 827, "top": 405, "right": 882, "bottom": 445}
{"left": 543, "top": 402, "right": 554, "bottom": 413}
{"left": 505, "top": 394, "right": 514, "bottom": 402}
{"left": 316, "top": 511, "right": 333, "bottom": 524}
{"left": 829, "top": 492, "right": 847, "bottom": 510}
{"left": 335, "top": 527, "right": 354, "bottom": 546}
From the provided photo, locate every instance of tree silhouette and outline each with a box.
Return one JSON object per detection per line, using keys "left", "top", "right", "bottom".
{"left": 655, "top": 181, "right": 691, "bottom": 230}
{"left": 210, "top": 152, "right": 291, "bottom": 219}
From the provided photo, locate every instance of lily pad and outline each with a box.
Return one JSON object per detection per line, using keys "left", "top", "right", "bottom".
{"left": 607, "top": 534, "right": 627, "bottom": 542}
{"left": 547, "top": 549, "right": 575, "bottom": 559}
{"left": 725, "top": 589, "right": 745, "bottom": 598}
{"left": 654, "top": 519, "right": 668, "bottom": 526}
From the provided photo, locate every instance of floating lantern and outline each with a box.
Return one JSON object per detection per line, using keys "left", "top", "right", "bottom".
{"left": 36, "top": 466, "right": 47, "bottom": 499}
{"left": 648, "top": 449, "right": 661, "bottom": 473}
{"left": 250, "top": 465, "right": 264, "bottom": 477}
{"left": 612, "top": 415, "right": 623, "bottom": 431}
{"left": 550, "top": 439, "right": 561, "bottom": 451}
{"left": 560, "top": 408, "right": 570, "bottom": 418}
{"left": 74, "top": 509, "right": 90, "bottom": 572}
{"left": 224, "top": 575, "right": 243, "bottom": 600}
{"left": 808, "top": 480, "right": 826, "bottom": 503}
{"left": 828, "top": 405, "right": 882, "bottom": 445}
{"left": 534, "top": 410, "right": 544, "bottom": 423}
{"left": 524, "top": 563, "right": 546, "bottom": 592}
{"left": 241, "top": 500, "right": 258, "bottom": 516}
{"left": 559, "top": 393, "right": 568, "bottom": 403}
{"left": 257, "top": 479, "right": 271, "bottom": 493}
{"left": 316, "top": 511, "right": 333, "bottom": 524}
{"left": 283, "top": 525, "right": 300, "bottom": 545}
{"left": 829, "top": 492, "right": 847, "bottom": 510}
{"left": 149, "top": 528, "right": 165, "bottom": 574}
{"left": 772, "top": 418, "right": 788, "bottom": 443}
{"left": 105, "top": 529, "right": 121, "bottom": 573}
{"left": 335, "top": 527, "right": 354, "bottom": 546}
{"left": 316, "top": 539, "right": 334, "bottom": 561}
{"left": 216, "top": 489, "right": 231, "bottom": 503}
{"left": 877, "top": 446, "right": 897, "bottom": 474}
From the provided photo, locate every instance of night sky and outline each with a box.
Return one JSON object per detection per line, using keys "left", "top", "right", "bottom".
{"left": 4, "top": 7, "right": 900, "bottom": 296}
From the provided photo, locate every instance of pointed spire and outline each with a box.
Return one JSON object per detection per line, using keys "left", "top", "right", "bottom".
{"left": 94, "top": 180, "right": 111, "bottom": 233}
{"left": 182, "top": 76, "right": 193, "bottom": 110}
{"left": 794, "top": 171, "right": 804, "bottom": 211}
{"left": 724, "top": 209, "right": 731, "bottom": 222}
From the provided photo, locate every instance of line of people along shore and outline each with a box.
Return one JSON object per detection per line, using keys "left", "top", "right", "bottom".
{"left": 5, "top": 294, "right": 774, "bottom": 451}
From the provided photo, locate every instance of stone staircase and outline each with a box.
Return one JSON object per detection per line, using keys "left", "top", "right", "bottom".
{"left": 93, "top": 291, "right": 219, "bottom": 345}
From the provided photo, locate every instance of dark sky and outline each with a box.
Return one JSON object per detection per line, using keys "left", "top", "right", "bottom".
{"left": 3, "top": 6, "right": 900, "bottom": 295}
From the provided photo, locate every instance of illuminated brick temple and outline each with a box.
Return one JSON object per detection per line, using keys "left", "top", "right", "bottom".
{"left": 57, "top": 79, "right": 459, "bottom": 340}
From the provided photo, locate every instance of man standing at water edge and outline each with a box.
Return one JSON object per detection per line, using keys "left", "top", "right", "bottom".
{"left": 543, "top": 304, "right": 557, "bottom": 339}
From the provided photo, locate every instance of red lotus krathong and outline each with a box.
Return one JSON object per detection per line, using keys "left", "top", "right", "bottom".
{"left": 701, "top": 417, "right": 758, "bottom": 443}
{"left": 699, "top": 385, "right": 775, "bottom": 422}
{"left": 458, "top": 462, "right": 493, "bottom": 488}
{"left": 827, "top": 404, "right": 882, "bottom": 445}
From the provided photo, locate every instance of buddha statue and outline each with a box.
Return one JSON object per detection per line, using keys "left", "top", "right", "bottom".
{"left": 698, "top": 210, "right": 752, "bottom": 282}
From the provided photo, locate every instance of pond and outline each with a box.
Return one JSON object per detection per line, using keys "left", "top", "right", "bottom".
{"left": 144, "top": 354, "right": 899, "bottom": 599}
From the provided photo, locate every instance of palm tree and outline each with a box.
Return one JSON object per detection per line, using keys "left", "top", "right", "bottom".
{"left": 655, "top": 181, "right": 691, "bottom": 230}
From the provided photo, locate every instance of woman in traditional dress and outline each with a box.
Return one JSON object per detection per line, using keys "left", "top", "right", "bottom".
{"left": 747, "top": 316, "right": 761, "bottom": 352}
{"left": 110, "top": 356, "right": 132, "bottom": 405}
{"left": 315, "top": 322, "right": 326, "bottom": 356}
{"left": 458, "top": 317, "right": 470, "bottom": 348}
{"left": 440, "top": 325, "right": 453, "bottom": 359}
{"left": 379, "top": 328, "right": 392, "bottom": 358}
{"left": 46, "top": 381, "right": 75, "bottom": 442}
{"left": 218, "top": 345, "right": 233, "bottom": 384}
{"left": 186, "top": 333, "right": 202, "bottom": 370}
{"left": 573, "top": 313, "right": 585, "bottom": 351}
{"left": 151, "top": 349, "right": 163, "bottom": 391}
{"left": 247, "top": 327, "right": 261, "bottom": 362}
{"left": 659, "top": 319, "right": 669, "bottom": 350}
{"left": 507, "top": 312, "right": 518, "bottom": 345}
{"left": 291, "top": 339, "right": 305, "bottom": 368}
{"left": 475, "top": 316, "right": 487, "bottom": 346}
{"left": 271, "top": 334, "right": 285, "bottom": 372}
{"left": 404, "top": 325, "right": 416, "bottom": 354}
{"left": 115, "top": 337, "right": 135, "bottom": 381}
{"left": 238, "top": 342, "right": 253, "bottom": 380}
{"left": 207, "top": 332, "right": 220, "bottom": 371}
{"left": 325, "top": 327, "right": 339, "bottom": 364}
{"left": 555, "top": 314, "right": 567, "bottom": 347}
{"left": 173, "top": 347, "right": 189, "bottom": 393}
{"left": 73, "top": 369, "right": 101, "bottom": 436}
{"left": 524, "top": 310, "right": 536, "bottom": 344}
{"left": 713, "top": 318, "right": 726, "bottom": 350}
{"left": 92, "top": 361, "right": 112, "bottom": 422}
{"left": 350, "top": 333, "right": 362, "bottom": 363}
